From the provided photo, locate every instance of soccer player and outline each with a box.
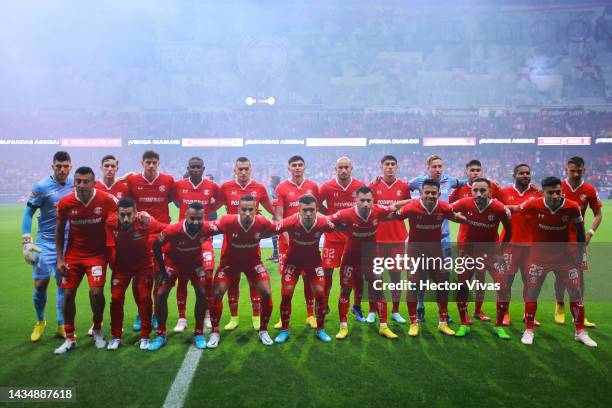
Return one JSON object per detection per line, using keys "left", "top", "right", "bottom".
{"left": 409, "top": 155, "right": 465, "bottom": 323}
{"left": 275, "top": 195, "right": 335, "bottom": 344}
{"left": 329, "top": 186, "right": 399, "bottom": 340}
{"left": 267, "top": 175, "right": 281, "bottom": 262}
{"left": 172, "top": 157, "right": 219, "bottom": 333}
{"left": 105, "top": 197, "right": 162, "bottom": 350}
{"left": 395, "top": 179, "right": 467, "bottom": 337}
{"left": 554, "top": 156, "right": 602, "bottom": 327}
{"left": 207, "top": 196, "right": 277, "bottom": 348}
{"left": 95, "top": 155, "right": 129, "bottom": 200}
{"left": 215, "top": 157, "right": 274, "bottom": 331}
{"left": 22, "top": 151, "right": 73, "bottom": 341}
{"left": 54, "top": 167, "right": 117, "bottom": 354}
{"left": 125, "top": 150, "right": 175, "bottom": 332}
{"left": 510, "top": 177, "right": 596, "bottom": 347}
{"left": 319, "top": 157, "right": 365, "bottom": 321}
{"left": 369, "top": 155, "right": 411, "bottom": 324}
{"left": 149, "top": 202, "right": 215, "bottom": 351}
{"left": 451, "top": 178, "right": 513, "bottom": 339}
{"left": 274, "top": 155, "right": 319, "bottom": 329}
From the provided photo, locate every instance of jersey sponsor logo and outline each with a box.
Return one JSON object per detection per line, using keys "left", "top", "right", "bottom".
{"left": 538, "top": 223, "right": 567, "bottom": 231}
{"left": 580, "top": 194, "right": 586, "bottom": 202}
{"left": 231, "top": 242, "right": 259, "bottom": 248}
{"left": 139, "top": 197, "right": 165, "bottom": 203}
{"left": 352, "top": 231, "right": 376, "bottom": 237}
{"left": 415, "top": 223, "right": 441, "bottom": 230}
{"left": 488, "top": 214, "right": 495, "bottom": 221}
{"left": 203, "top": 189, "right": 210, "bottom": 195}
{"left": 70, "top": 217, "right": 103, "bottom": 225}
{"left": 467, "top": 220, "right": 496, "bottom": 228}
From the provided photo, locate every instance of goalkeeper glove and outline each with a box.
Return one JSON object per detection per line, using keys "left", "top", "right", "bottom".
{"left": 22, "top": 235, "right": 42, "bottom": 265}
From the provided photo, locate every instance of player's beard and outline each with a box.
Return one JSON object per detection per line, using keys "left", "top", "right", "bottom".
{"left": 120, "top": 222, "right": 132, "bottom": 231}
{"left": 186, "top": 223, "right": 202, "bottom": 235}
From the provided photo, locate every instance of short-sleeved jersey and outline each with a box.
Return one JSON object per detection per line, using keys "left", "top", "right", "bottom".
{"left": 276, "top": 215, "right": 334, "bottom": 265}
{"left": 448, "top": 182, "right": 501, "bottom": 204}
{"left": 396, "top": 199, "right": 455, "bottom": 243}
{"left": 159, "top": 221, "right": 215, "bottom": 265}
{"left": 451, "top": 198, "right": 511, "bottom": 243}
{"left": 215, "top": 214, "right": 276, "bottom": 264}
{"left": 217, "top": 179, "right": 269, "bottom": 215}
{"left": 274, "top": 178, "right": 319, "bottom": 217}
{"left": 57, "top": 190, "right": 117, "bottom": 261}
{"left": 330, "top": 205, "right": 392, "bottom": 255}
{"left": 497, "top": 186, "right": 541, "bottom": 244}
{"left": 319, "top": 178, "right": 364, "bottom": 243}
{"left": 105, "top": 215, "right": 167, "bottom": 269}
{"left": 95, "top": 179, "right": 129, "bottom": 200}
{"left": 369, "top": 178, "right": 411, "bottom": 242}
{"left": 173, "top": 178, "right": 220, "bottom": 220}
{"left": 126, "top": 172, "right": 175, "bottom": 223}
{"left": 26, "top": 175, "right": 74, "bottom": 242}
{"left": 562, "top": 179, "right": 602, "bottom": 242}
{"left": 519, "top": 197, "right": 583, "bottom": 243}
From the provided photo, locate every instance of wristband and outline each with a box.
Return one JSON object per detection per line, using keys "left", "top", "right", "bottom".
{"left": 588, "top": 228, "right": 596, "bottom": 236}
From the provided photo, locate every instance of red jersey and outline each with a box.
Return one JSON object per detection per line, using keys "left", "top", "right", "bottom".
{"left": 319, "top": 178, "right": 364, "bottom": 243}
{"left": 276, "top": 215, "right": 334, "bottom": 265}
{"left": 57, "top": 190, "right": 117, "bottom": 261}
{"left": 159, "top": 221, "right": 216, "bottom": 265}
{"left": 448, "top": 182, "right": 501, "bottom": 204}
{"left": 172, "top": 178, "right": 220, "bottom": 220}
{"left": 95, "top": 179, "right": 129, "bottom": 200}
{"left": 497, "top": 185, "right": 541, "bottom": 244}
{"left": 330, "top": 205, "right": 392, "bottom": 255}
{"left": 369, "top": 178, "right": 411, "bottom": 242}
{"left": 519, "top": 197, "right": 583, "bottom": 243}
{"left": 105, "top": 214, "right": 167, "bottom": 270}
{"left": 274, "top": 178, "right": 319, "bottom": 217}
{"left": 215, "top": 214, "right": 276, "bottom": 264}
{"left": 217, "top": 179, "right": 270, "bottom": 215}
{"left": 396, "top": 199, "right": 455, "bottom": 243}
{"left": 451, "top": 198, "right": 511, "bottom": 243}
{"left": 562, "top": 179, "right": 602, "bottom": 242}
{"left": 126, "top": 172, "right": 175, "bottom": 223}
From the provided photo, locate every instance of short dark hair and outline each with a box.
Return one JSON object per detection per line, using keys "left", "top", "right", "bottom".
{"left": 356, "top": 186, "right": 373, "bottom": 195}
{"left": 466, "top": 159, "right": 482, "bottom": 168}
{"left": 380, "top": 155, "right": 397, "bottom": 164}
{"left": 101, "top": 154, "right": 118, "bottom": 165}
{"left": 472, "top": 177, "right": 491, "bottom": 187}
{"left": 299, "top": 194, "right": 317, "bottom": 205}
{"left": 567, "top": 156, "right": 585, "bottom": 167}
{"left": 288, "top": 155, "right": 305, "bottom": 165}
{"left": 142, "top": 150, "right": 160, "bottom": 161}
{"left": 541, "top": 176, "right": 562, "bottom": 189}
{"left": 188, "top": 201, "right": 204, "bottom": 211}
{"left": 513, "top": 163, "right": 530, "bottom": 176}
{"left": 422, "top": 178, "right": 440, "bottom": 190}
{"left": 188, "top": 156, "right": 204, "bottom": 164}
{"left": 236, "top": 157, "right": 250, "bottom": 164}
{"left": 53, "top": 151, "right": 71, "bottom": 163}
{"left": 117, "top": 197, "right": 136, "bottom": 209}
{"left": 74, "top": 166, "right": 95, "bottom": 178}
{"left": 240, "top": 195, "right": 255, "bottom": 203}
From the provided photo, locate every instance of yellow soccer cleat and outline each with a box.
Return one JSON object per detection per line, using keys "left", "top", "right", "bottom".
{"left": 554, "top": 303, "right": 565, "bottom": 325}
{"left": 438, "top": 322, "right": 455, "bottom": 336}
{"left": 379, "top": 326, "right": 399, "bottom": 339}
{"left": 335, "top": 326, "right": 349, "bottom": 340}
{"left": 55, "top": 324, "right": 66, "bottom": 339}
{"left": 30, "top": 320, "right": 46, "bottom": 342}
{"left": 252, "top": 316, "right": 261, "bottom": 331}
{"left": 305, "top": 316, "right": 317, "bottom": 329}
{"left": 224, "top": 316, "right": 239, "bottom": 331}
{"left": 584, "top": 318, "right": 596, "bottom": 328}
{"left": 274, "top": 319, "right": 283, "bottom": 330}
{"left": 408, "top": 323, "right": 419, "bottom": 337}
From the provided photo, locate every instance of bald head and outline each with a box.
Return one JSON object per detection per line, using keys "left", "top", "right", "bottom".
{"left": 335, "top": 157, "right": 353, "bottom": 181}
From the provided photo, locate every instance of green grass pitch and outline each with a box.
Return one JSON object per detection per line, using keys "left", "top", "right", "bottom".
{"left": 0, "top": 203, "right": 610, "bottom": 407}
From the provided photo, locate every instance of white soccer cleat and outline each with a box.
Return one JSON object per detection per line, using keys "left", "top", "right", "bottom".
{"left": 521, "top": 329, "right": 534, "bottom": 345}
{"left": 365, "top": 312, "right": 376, "bottom": 324}
{"left": 204, "top": 310, "right": 212, "bottom": 330}
{"left": 139, "top": 338, "right": 150, "bottom": 350}
{"left": 207, "top": 332, "right": 220, "bottom": 348}
{"left": 54, "top": 339, "right": 76, "bottom": 354}
{"left": 92, "top": 330, "right": 106, "bottom": 349}
{"left": 173, "top": 318, "right": 188, "bottom": 333}
{"left": 575, "top": 331, "right": 597, "bottom": 348}
{"left": 107, "top": 338, "right": 121, "bottom": 350}
{"left": 259, "top": 331, "right": 273, "bottom": 346}
{"left": 391, "top": 312, "right": 407, "bottom": 324}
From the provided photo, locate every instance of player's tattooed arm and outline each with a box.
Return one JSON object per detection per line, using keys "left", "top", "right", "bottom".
{"left": 152, "top": 239, "right": 168, "bottom": 279}
{"left": 450, "top": 212, "right": 468, "bottom": 224}
{"left": 55, "top": 219, "right": 68, "bottom": 276}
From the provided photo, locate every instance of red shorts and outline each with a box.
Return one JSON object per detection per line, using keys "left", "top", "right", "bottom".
{"left": 159, "top": 258, "right": 207, "bottom": 289}
{"left": 502, "top": 244, "right": 531, "bottom": 275}
{"left": 61, "top": 259, "right": 107, "bottom": 289}
{"left": 201, "top": 239, "right": 215, "bottom": 271}
{"left": 278, "top": 234, "right": 289, "bottom": 273}
{"left": 281, "top": 263, "right": 325, "bottom": 295}
{"left": 376, "top": 242, "right": 406, "bottom": 272}
{"left": 523, "top": 262, "right": 581, "bottom": 290}
{"left": 214, "top": 261, "right": 271, "bottom": 287}
{"left": 322, "top": 240, "right": 345, "bottom": 269}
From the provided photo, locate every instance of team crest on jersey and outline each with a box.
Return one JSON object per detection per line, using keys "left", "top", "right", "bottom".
{"left": 396, "top": 190, "right": 402, "bottom": 196}
{"left": 561, "top": 216, "right": 569, "bottom": 222}
{"left": 204, "top": 190, "right": 209, "bottom": 195}
{"left": 94, "top": 207, "right": 102, "bottom": 215}
{"left": 488, "top": 214, "right": 495, "bottom": 221}
{"left": 159, "top": 185, "right": 166, "bottom": 192}
{"left": 251, "top": 191, "right": 257, "bottom": 197}
{"left": 373, "top": 219, "right": 378, "bottom": 226}
{"left": 580, "top": 194, "right": 587, "bottom": 202}
{"left": 255, "top": 233, "right": 261, "bottom": 239}
{"left": 133, "top": 231, "right": 141, "bottom": 239}
{"left": 436, "top": 215, "right": 442, "bottom": 221}
{"left": 117, "top": 192, "right": 123, "bottom": 199}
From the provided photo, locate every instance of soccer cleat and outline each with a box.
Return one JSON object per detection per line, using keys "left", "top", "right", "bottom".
{"left": 132, "top": 315, "right": 142, "bottom": 332}
{"left": 391, "top": 312, "right": 407, "bottom": 324}
{"left": 259, "top": 331, "right": 273, "bottom": 346}
{"left": 408, "top": 323, "right": 419, "bottom": 337}
{"left": 55, "top": 325, "right": 66, "bottom": 339}
{"left": 204, "top": 310, "right": 212, "bottom": 330}
{"left": 416, "top": 306, "right": 425, "bottom": 323}
{"left": 274, "top": 319, "right": 283, "bottom": 330}
{"left": 54, "top": 339, "right": 76, "bottom": 354}
{"left": 365, "top": 312, "right": 377, "bottom": 324}
{"left": 473, "top": 311, "right": 490, "bottom": 322}
{"left": 266, "top": 254, "right": 278, "bottom": 262}
{"left": 583, "top": 318, "right": 596, "bottom": 328}
{"left": 274, "top": 330, "right": 290, "bottom": 344}
{"left": 92, "top": 330, "right": 106, "bottom": 349}
{"left": 455, "top": 325, "right": 471, "bottom": 337}
{"left": 335, "top": 326, "right": 349, "bottom": 340}
{"left": 107, "top": 338, "right": 121, "bottom": 350}
{"left": 193, "top": 335, "right": 207, "bottom": 349}
{"left": 139, "top": 338, "right": 150, "bottom": 350}
{"left": 87, "top": 324, "right": 94, "bottom": 337}
{"left": 173, "top": 318, "right": 188, "bottom": 333}
{"left": 437, "top": 322, "right": 455, "bottom": 336}
{"left": 502, "top": 312, "right": 511, "bottom": 326}
{"left": 152, "top": 315, "right": 158, "bottom": 330}
{"left": 305, "top": 316, "right": 317, "bottom": 329}
{"left": 30, "top": 320, "right": 46, "bottom": 342}
{"left": 224, "top": 316, "right": 239, "bottom": 331}
{"left": 521, "top": 329, "right": 534, "bottom": 345}
{"left": 147, "top": 336, "right": 167, "bottom": 351}
{"left": 252, "top": 316, "right": 261, "bottom": 331}
{"left": 554, "top": 303, "right": 565, "bottom": 325}
{"left": 315, "top": 329, "right": 332, "bottom": 343}
{"left": 522, "top": 314, "right": 541, "bottom": 327}
{"left": 207, "top": 332, "right": 220, "bottom": 348}
{"left": 575, "top": 331, "right": 597, "bottom": 348}
{"left": 351, "top": 305, "right": 366, "bottom": 322}
{"left": 379, "top": 326, "right": 399, "bottom": 339}
{"left": 493, "top": 326, "right": 511, "bottom": 340}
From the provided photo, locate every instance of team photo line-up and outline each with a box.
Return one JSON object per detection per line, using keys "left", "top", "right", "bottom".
{"left": 21, "top": 149, "right": 603, "bottom": 354}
